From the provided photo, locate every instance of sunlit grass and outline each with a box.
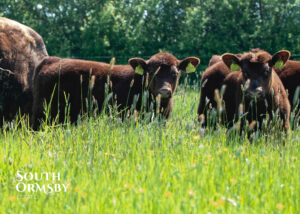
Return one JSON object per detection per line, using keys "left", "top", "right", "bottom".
{"left": 0, "top": 88, "right": 299, "bottom": 213}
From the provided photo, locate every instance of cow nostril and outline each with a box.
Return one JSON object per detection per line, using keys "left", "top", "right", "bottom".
{"left": 159, "top": 89, "right": 171, "bottom": 98}
{"left": 256, "top": 87, "right": 263, "bottom": 93}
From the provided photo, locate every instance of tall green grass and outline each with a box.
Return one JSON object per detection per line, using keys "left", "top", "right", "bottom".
{"left": 0, "top": 88, "right": 299, "bottom": 213}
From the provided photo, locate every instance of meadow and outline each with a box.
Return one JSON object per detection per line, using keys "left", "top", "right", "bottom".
{"left": 0, "top": 87, "right": 299, "bottom": 213}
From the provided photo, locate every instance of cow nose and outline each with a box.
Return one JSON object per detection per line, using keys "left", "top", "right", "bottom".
{"left": 247, "top": 86, "right": 264, "bottom": 99}
{"left": 159, "top": 88, "right": 172, "bottom": 98}
{"left": 256, "top": 86, "right": 263, "bottom": 94}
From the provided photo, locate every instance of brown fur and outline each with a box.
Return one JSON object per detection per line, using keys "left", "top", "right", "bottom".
{"left": 198, "top": 54, "right": 241, "bottom": 125}
{"left": 31, "top": 53, "right": 200, "bottom": 129}
{"left": 208, "top": 55, "right": 222, "bottom": 67}
{"left": 0, "top": 17, "right": 48, "bottom": 123}
{"left": 222, "top": 50, "right": 291, "bottom": 130}
{"left": 275, "top": 60, "right": 300, "bottom": 108}
{"left": 197, "top": 61, "right": 231, "bottom": 125}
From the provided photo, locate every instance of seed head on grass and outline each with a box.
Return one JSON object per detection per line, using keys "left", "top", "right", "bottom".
{"left": 201, "top": 79, "right": 208, "bottom": 88}
{"left": 156, "top": 94, "right": 161, "bottom": 114}
{"left": 239, "top": 103, "right": 244, "bottom": 114}
{"left": 198, "top": 114, "right": 205, "bottom": 125}
{"left": 110, "top": 57, "right": 116, "bottom": 70}
{"left": 248, "top": 120, "right": 257, "bottom": 131}
{"left": 106, "top": 72, "right": 111, "bottom": 88}
{"left": 130, "top": 79, "right": 134, "bottom": 88}
{"left": 154, "top": 66, "right": 160, "bottom": 77}
{"left": 233, "top": 121, "right": 241, "bottom": 131}
{"left": 134, "top": 110, "right": 138, "bottom": 122}
{"left": 214, "top": 89, "right": 223, "bottom": 114}
{"left": 89, "top": 75, "right": 95, "bottom": 90}
{"left": 244, "top": 79, "right": 250, "bottom": 91}
{"left": 145, "top": 73, "right": 149, "bottom": 88}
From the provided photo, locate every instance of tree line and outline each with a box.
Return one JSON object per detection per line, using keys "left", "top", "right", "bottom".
{"left": 1, "top": 0, "right": 300, "bottom": 70}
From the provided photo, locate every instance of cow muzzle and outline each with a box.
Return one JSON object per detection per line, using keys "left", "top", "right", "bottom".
{"left": 159, "top": 88, "right": 172, "bottom": 99}
{"left": 246, "top": 87, "right": 265, "bottom": 99}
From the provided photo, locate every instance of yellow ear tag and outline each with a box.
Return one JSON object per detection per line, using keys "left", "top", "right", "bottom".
{"left": 230, "top": 62, "right": 240, "bottom": 71}
{"left": 135, "top": 65, "right": 144, "bottom": 75}
{"left": 274, "top": 60, "right": 284, "bottom": 69}
{"left": 186, "top": 62, "right": 196, "bottom": 73}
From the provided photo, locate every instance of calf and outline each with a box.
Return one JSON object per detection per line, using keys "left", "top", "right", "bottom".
{"left": 275, "top": 59, "right": 300, "bottom": 108}
{"left": 197, "top": 54, "right": 241, "bottom": 125}
{"left": 222, "top": 50, "right": 291, "bottom": 130}
{"left": 0, "top": 17, "right": 48, "bottom": 125}
{"left": 31, "top": 53, "right": 200, "bottom": 129}
{"left": 208, "top": 55, "right": 222, "bottom": 67}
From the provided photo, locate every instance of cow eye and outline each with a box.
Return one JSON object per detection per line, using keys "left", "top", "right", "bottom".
{"left": 149, "top": 66, "right": 159, "bottom": 75}
{"left": 263, "top": 67, "right": 271, "bottom": 77}
{"left": 264, "top": 70, "right": 270, "bottom": 78}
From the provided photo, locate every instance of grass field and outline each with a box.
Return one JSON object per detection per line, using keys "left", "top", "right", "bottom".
{"left": 0, "top": 88, "right": 299, "bottom": 213}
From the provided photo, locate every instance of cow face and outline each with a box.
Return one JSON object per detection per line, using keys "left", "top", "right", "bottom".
{"left": 129, "top": 53, "right": 200, "bottom": 102}
{"left": 222, "top": 50, "right": 290, "bottom": 99}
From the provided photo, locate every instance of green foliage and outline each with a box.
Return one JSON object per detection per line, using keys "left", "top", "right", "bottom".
{"left": 1, "top": 0, "right": 299, "bottom": 67}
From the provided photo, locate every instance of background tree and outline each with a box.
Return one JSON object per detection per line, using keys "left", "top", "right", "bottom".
{"left": 1, "top": 0, "right": 299, "bottom": 74}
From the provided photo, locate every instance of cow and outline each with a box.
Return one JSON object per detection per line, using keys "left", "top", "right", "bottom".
{"left": 275, "top": 59, "right": 300, "bottom": 109}
{"left": 221, "top": 49, "right": 291, "bottom": 130}
{"left": 208, "top": 55, "right": 222, "bottom": 67}
{"left": 0, "top": 17, "right": 48, "bottom": 125}
{"left": 31, "top": 53, "right": 200, "bottom": 129}
{"left": 197, "top": 54, "right": 241, "bottom": 126}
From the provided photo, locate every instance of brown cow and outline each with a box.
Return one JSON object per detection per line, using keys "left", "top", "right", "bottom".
{"left": 222, "top": 50, "right": 291, "bottom": 130}
{"left": 31, "top": 53, "right": 200, "bottom": 129}
{"left": 197, "top": 54, "right": 241, "bottom": 126}
{"left": 275, "top": 59, "right": 300, "bottom": 108}
{"left": 208, "top": 55, "right": 222, "bottom": 67}
{"left": 0, "top": 17, "right": 48, "bottom": 125}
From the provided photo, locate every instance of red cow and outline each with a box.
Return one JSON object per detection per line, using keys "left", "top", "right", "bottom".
{"left": 31, "top": 53, "right": 200, "bottom": 129}
{"left": 222, "top": 49, "right": 291, "bottom": 130}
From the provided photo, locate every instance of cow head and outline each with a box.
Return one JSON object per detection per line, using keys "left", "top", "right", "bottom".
{"left": 208, "top": 55, "right": 222, "bottom": 67}
{"left": 129, "top": 53, "right": 200, "bottom": 103}
{"left": 222, "top": 50, "right": 290, "bottom": 99}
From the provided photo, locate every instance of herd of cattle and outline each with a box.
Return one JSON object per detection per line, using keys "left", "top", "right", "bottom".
{"left": 0, "top": 17, "right": 299, "bottom": 131}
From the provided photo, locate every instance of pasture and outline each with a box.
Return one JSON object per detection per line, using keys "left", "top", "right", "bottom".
{"left": 0, "top": 87, "right": 299, "bottom": 213}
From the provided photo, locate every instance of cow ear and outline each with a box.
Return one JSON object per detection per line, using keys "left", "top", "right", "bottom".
{"left": 129, "top": 58, "right": 147, "bottom": 75}
{"left": 178, "top": 57, "right": 200, "bottom": 73}
{"left": 222, "top": 53, "right": 240, "bottom": 71}
{"left": 270, "top": 50, "right": 290, "bottom": 69}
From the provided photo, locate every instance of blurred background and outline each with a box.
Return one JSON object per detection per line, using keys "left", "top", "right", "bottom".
{"left": 1, "top": 0, "right": 300, "bottom": 81}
